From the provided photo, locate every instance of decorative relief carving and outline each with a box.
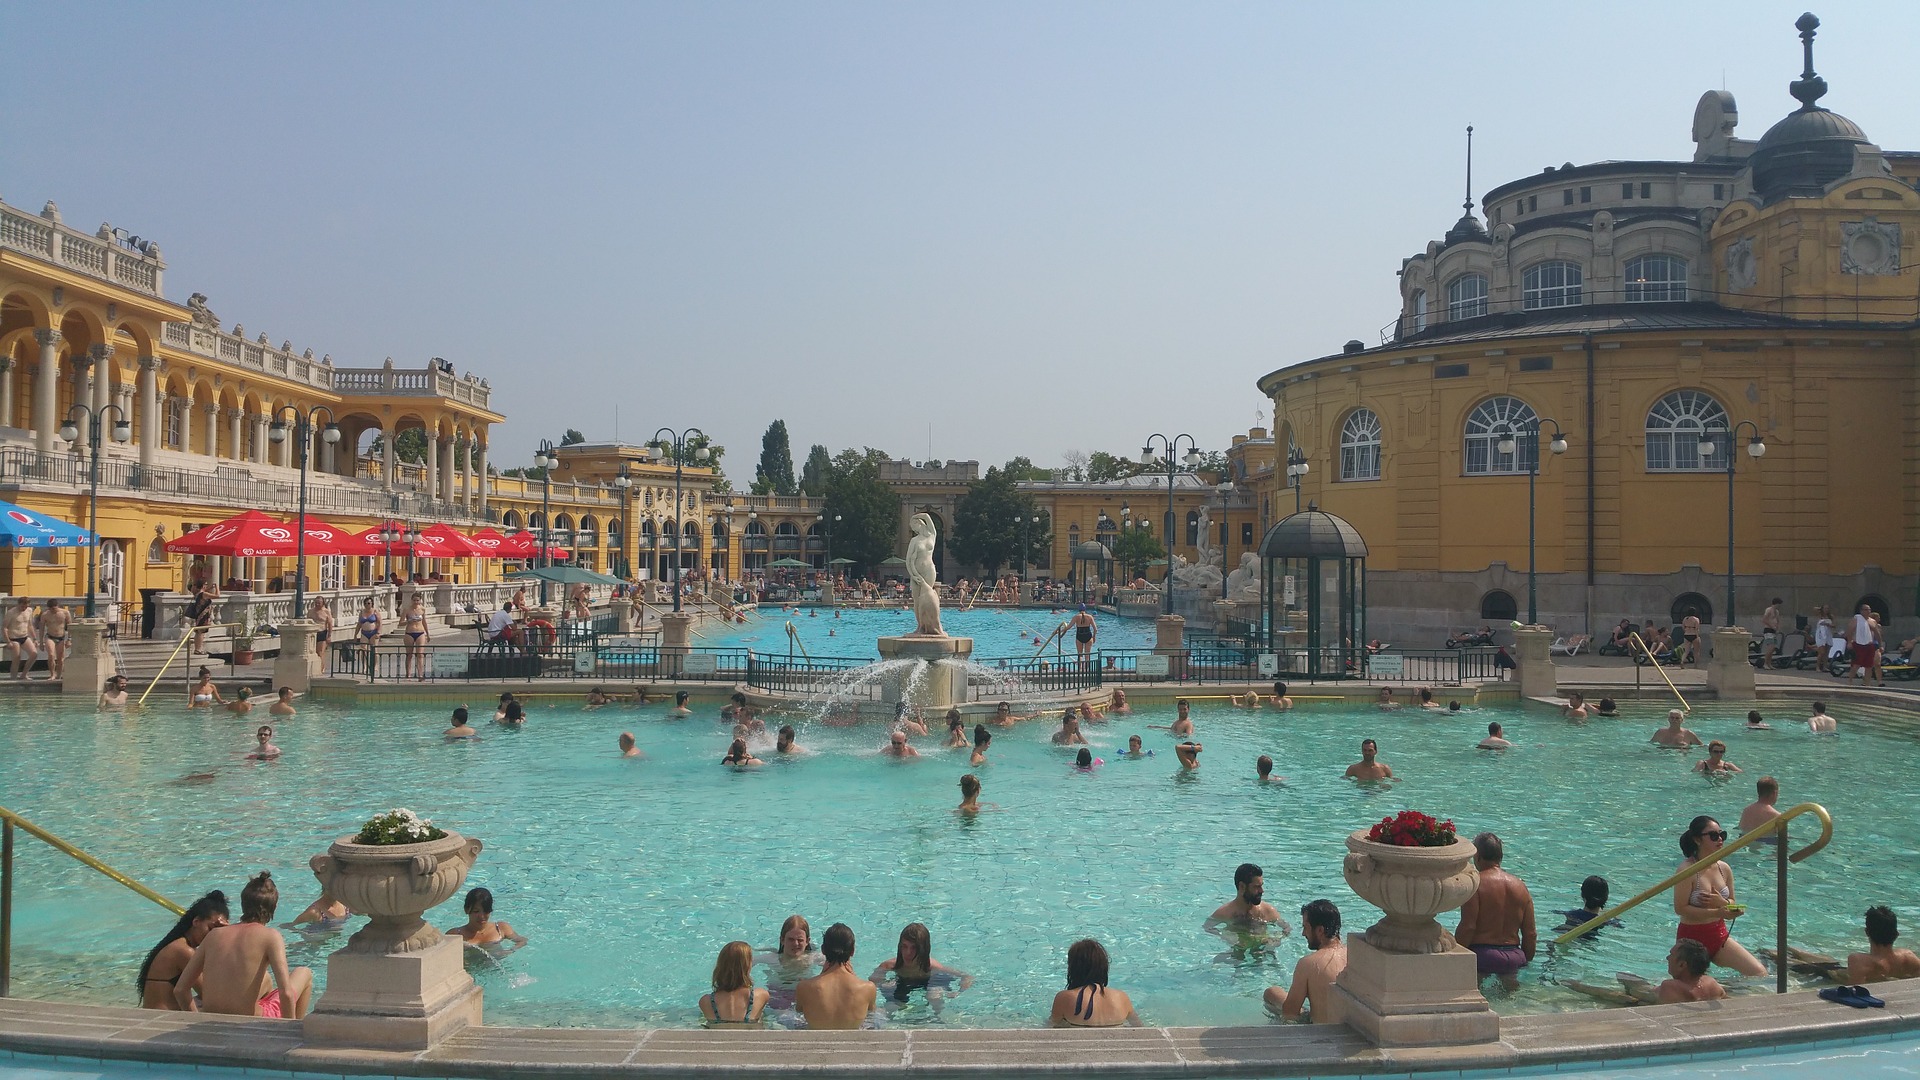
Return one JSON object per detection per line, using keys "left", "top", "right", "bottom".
{"left": 1841, "top": 218, "right": 1900, "bottom": 276}
{"left": 1725, "top": 237, "right": 1758, "bottom": 290}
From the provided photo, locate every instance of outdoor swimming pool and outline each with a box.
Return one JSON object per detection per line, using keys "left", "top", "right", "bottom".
{"left": 0, "top": 693, "right": 1912, "bottom": 1029}
{"left": 699, "top": 606, "right": 1160, "bottom": 659}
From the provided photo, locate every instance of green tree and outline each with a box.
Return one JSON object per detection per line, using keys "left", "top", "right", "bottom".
{"left": 754, "top": 420, "right": 796, "bottom": 496}
{"left": 951, "top": 466, "right": 1050, "bottom": 577}
{"left": 1001, "top": 455, "right": 1051, "bottom": 482}
{"left": 1059, "top": 449, "right": 1088, "bottom": 482}
{"left": 561, "top": 429, "right": 586, "bottom": 446}
{"left": 1086, "top": 450, "right": 1146, "bottom": 483}
{"left": 799, "top": 443, "right": 833, "bottom": 496}
{"left": 822, "top": 450, "right": 898, "bottom": 573}
{"left": 366, "top": 427, "right": 428, "bottom": 465}
{"left": 1110, "top": 527, "right": 1165, "bottom": 583}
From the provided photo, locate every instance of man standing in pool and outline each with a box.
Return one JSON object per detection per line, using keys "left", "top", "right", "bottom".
{"left": 1454, "top": 833, "right": 1536, "bottom": 991}
{"left": 795, "top": 923, "right": 877, "bottom": 1030}
{"left": 1650, "top": 710, "right": 1703, "bottom": 748}
{"left": 1070, "top": 605, "right": 1097, "bottom": 665}
{"left": 1209, "top": 863, "right": 1292, "bottom": 938}
{"left": 1343, "top": 739, "right": 1393, "bottom": 782}
{"left": 1263, "top": 900, "right": 1345, "bottom": 1023}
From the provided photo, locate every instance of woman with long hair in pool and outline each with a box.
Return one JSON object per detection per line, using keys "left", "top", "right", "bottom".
{"left": 1047, "top": 938, "right": 1140, "bottom": 1027}
{"left": 139, "top": 891, "right": 229, "bottom": 1009}
{"left": 868, "top": 922, "right": 971, "bottom": 1005}
{"left": 755, "top": 915, "right": 821, "bottom": 1010}
{"left": 1673, "top": 815, "right": 1767, "bottom": 976}
{"left": 944, "top": 710, "right": 968, "bottom": 748}
{"left": 698, "top": 941, "right": 769, "bottom": 1026}
{"left": 971, "top": 725, "right": 991, "bottom": 766}
{"left": 446, "top": 887, "right": 527, "bottom": 953}
{"left": 721, "top": 737, "right": 762, "bottom": 767}
{"left": 187, "top": 667, "right": 223, "bottom": 708}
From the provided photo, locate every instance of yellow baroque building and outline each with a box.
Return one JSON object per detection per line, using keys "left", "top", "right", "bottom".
{"left": 1259, "top": 20, "right": 1920, "bottom": 642}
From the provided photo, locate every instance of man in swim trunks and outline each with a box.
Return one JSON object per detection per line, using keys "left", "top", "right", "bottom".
{"left": 1808, "top": 701, "right": 1837, "bottom": 734}
{"left": 39, "top": 599, "right": 71, "bottom": 682}
{"left": 1070, "top": 605, "right": 1097, "bottom": 664}
{"left": 1846, "top": 906, "right": 1920, "bottom": 984}
{"left": 6, "top": 597, "right": 39, "bottom": 679}
{"left": 882, "top": 730, "right": 919, "bottom": 758}
{"left": 1650, "top": 709, "right": 1703, "bottom": 748}
{"left": 1848, "top": 603, "right": 1880, "bottom": 686}
{"left": 1477, "top": 722, "right": 1512, "bottom": 750}
{"left": 795, "top": 923, "right": 877, "bottom": 1029}
{"left": 1454, "top": 832, "right": 1536, "bottom": 990}
{"left": 1262, "top": 900, "right": 1345, "bottom": 1023}
{"left": 1344, "top": 738, "right": 1393, "bottom": 781}
{"left": 1759, "top": 598, "right": 1783, "bottom": 668}
{"left": 175, "top": 871, "right": 312, "bottom": 1018}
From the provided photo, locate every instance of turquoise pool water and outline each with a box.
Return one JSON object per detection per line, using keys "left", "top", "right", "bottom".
{"left": 703, "top": 606, "right": 1159, "bottom": 659}
{"left": 0, "top": 693, "right": 1914, "bottom": 1029}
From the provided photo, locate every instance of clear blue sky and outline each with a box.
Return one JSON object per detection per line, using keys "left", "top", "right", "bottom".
{"left": 5, "top": 1, "right": 1915, "bottom": 475}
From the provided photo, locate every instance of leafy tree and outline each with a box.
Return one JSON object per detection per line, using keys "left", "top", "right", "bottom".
{"left": 951, "top": 467, "right": 1051, "bottom": 577}
{"left": 822, "top": 451, "right": 898, "bottom": 573}
{"left": 755, "top": 420, "right": 796, "bottom": 496}
{"left": 1191, "top": 449, "right": 1229, "bottom": 479}
{"left": 561, "top": 429, "right": 586, "bottom": 446}
{"left": 1086, "top": 450, "right": 1147, "bottom": 483}
{"left": 366, "top": 427, "right": 428, "bottom": 465}
{"left": 1001, "top": 456, "right": 1051, "bottom": 482}
{"left": 1110, "top": 527, "right": 1165, "bottom": 583}
{"left": 799, "top": 443, "right": 833, "bottom": 496}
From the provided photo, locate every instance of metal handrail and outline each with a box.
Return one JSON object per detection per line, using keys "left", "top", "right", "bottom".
{"left": 785, "top": 621, "right": 809, "bottom": 661}
{"left": 1, "top": 805, "right": 186, "bottom": 997}
{"left": 1629, "top": 630, "right": 1690, "bottom": 712}
{"left": 1553, "top": 801, "right": 1832, "bottom": 993}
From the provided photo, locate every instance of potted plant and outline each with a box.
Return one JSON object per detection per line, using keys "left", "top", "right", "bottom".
{"left": 309, "top": 809, "right": 483, "bottom": 955}
{"left": 1342, "top": 810, "right": 1479, "bottom": 954}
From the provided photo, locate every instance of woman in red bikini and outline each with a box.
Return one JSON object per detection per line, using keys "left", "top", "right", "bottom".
{"left": 1672, "top": 815, "right": 1767, "bottom": 976}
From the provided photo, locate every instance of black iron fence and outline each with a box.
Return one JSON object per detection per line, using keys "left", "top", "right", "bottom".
{"left": 1097, "top": 646, "right": 1504, "bottom": 685}
{"left": 745, "top": 654, "right": 882, "bottom": 696}
{"left": 966, "top": 655, "right": 1101, "bottom": 698}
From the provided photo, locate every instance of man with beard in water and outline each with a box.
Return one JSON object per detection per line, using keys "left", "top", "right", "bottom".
{"left": 1206, "top": 863, "right": 1292, "bottom": 955}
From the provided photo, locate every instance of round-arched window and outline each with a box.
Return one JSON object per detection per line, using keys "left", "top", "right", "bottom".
{"left": 1624, "top": 255, "right": 1688, "bottom": 302}
{"left": 1480, "top": 590, "right": 1517, "bottom": 621}
{"left": 1447, "top": 274, "right": 1488, "bottom": 320}
{"left": 1671, "top": 593, "right": 1714, "bottom": 625}
{"left": 1185, "top": 511, "right": 1200, "bottom": 546}
{"left": 1646, "top": 390, "right": 1729, "bottom": 472}
{"left": 502, "top": 509, "right": 523, "bottom": 529}
{"left": 1409, "top": 289, "right": 1428, "bottom": 333}
{"left": 1339, "top": 409, "right": 1382, "bottom": 481}
{"left": 1522, "top": 261, "right": 1583, "bottom": 310}
{"left": 1853, "top": 595, "right": 1890, "bottom": 624}
{"left": 1464, "top": 397, "right": 1539, "bottom": 475}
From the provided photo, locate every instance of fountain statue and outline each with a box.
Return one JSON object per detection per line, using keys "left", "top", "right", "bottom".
{"left": 907, "top": 512, "right": 944, "bottom": 636}
{"left": 1225, "top": 552, "right": 1261, "bottom": 602}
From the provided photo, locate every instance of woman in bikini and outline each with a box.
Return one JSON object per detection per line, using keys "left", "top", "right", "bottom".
{"left": 188, "top": 667, "right": 224, "bottom": 708}
{"left": 869, "top": 922, "right": 972, "bottom": 1005}
{"left": 1047, "top": 938, "right": 1140, "bottom": 1027}
{"left": 698, "top": 941, "right": 769, "bottom": 1026}
{"left": 445, "top": 887, "right": 526, "bottom": 952}
{"left": 403, "top": 596, "right": 431, "bottom": 679}
{"left": 139, "top": 891, "right": 230, "bottom": 1009}
{"left": 309, "top": 596, "right": 334, "bottom": 658}
{"left": 720, "top": 738, "right": 762, "bottom": 767}
{"left": 1673, "top": 815, "right": 1766, "bottom": 976}
{"left": 355, "top": 598, "right": 381, "bottom": 670}
{"left": 755, "top": 914, "right": 821, "bottom": 1011}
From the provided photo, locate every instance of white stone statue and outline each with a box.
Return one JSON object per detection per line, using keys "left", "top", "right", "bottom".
{"left": 907, "top": 512, "right": 944, "bottom": 636}
{"left": 1226, "top": 552, "right": 1261, "bottom": 602}
{"left": 1169, "top": 552, "right": 1223, "bottom": 591}
{"left": 1194, "top": 507, "right": 1222, "bottom": 573}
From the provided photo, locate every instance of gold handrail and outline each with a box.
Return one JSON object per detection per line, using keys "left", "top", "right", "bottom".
{"left": 138, "top": 620, "right": 245, "bottom": 706}
{"left": 0, "top": 806, "right": 183, "bottom": 916}
{"left": 1629, "top": 631, "right": 1690, "bottom": 713}
{"left": 785, "top": 621, "right": 809, "bottom": 660}
{"left": 1553, "top": 801, "right": 1831, "bottom": 946}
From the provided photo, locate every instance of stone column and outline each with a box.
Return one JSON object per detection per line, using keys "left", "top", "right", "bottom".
{"left": 61, "top": 619, "right": 116, "bottom": 695}
{"left": 1514, "top": 625, "right": 1556, "bottom": 699}
{"left": 0, "top": 357, "right": 15, "bottom": 431}
{"left": 92, "top": 345, "right": 113, "bottom": 416}
{"left": 433, "top": 579, "right": 453, "bottom": 615}
{"left": 177, "top": 396, "right": 192, "bottom": 457}
{"left": 382, "top": 426, "right": 396, "bottom": 490}
{"left": 274, "top": 619, "right": 319, "bottom": 692}
{"left": 202, "top": 402, "right": 219, "bottom": 457}
{"left": 137, "top": 360, "right": 158, "bottom": 467}
{"left": 70, "top": 356, "right": 95, "bottom": 449}
{"left": 32, "top": 329, "right": 59, "bottom": 452}
{"left": 474, "top": 440, "right": 489, "bottom": 512}
{"left": 321, "top": 429, "right": 337, "bottom": 474}
{"left": 440, "top": 436, "right": 456, "bottom": 505}
{"left": 1708, "top": 627, "right": 1756, "bottom": 697}
{"left": 660, "top": 610, "right": 693, "bottom": 677}
{"left": 424, "top": 432, "right": 440, "bottom": 505}
{"left": 253, "top": 413, "right": 269, "bottom": 464}
{"left": 227, "top": 408, "right": 243, "bottom": 462}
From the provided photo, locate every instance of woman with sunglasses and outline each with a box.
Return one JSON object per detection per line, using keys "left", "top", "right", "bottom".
{"left": 1673, "top": 815, "right": 1767, "bottom": 976}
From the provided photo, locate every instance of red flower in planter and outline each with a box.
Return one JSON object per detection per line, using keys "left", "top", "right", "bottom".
{"left": 1366, "top": 810, "right": 1458, "bottom": 847}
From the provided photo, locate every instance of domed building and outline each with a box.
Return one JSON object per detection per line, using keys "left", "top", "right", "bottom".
{"left": 1259, "top": 13, "right": 1920, "bottom": 642}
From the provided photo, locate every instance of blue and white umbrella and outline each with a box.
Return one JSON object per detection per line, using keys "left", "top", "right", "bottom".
{"left": 0, "top": 500, "right": 94, "bottom": 548}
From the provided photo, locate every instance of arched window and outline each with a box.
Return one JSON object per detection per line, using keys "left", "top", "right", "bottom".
{"left": 1854, "top": 595, "right": 1890, "bottom": 624}
{"left": 1646, "top": 390, "right": 1729, "bottom": 472}
{"left": 1522, "top": 261, "right": 1583, "bottom": 309}
{"left": 710, "top": 520, "right": 727, "bottom": 542}
{"left": 502, "top": 509, "right": 523, "bottom": 529}
{"left": 527, "top": 511, "right": 545, "bottom": 530}
{"left": 1671, "top": 593, "right": 1714, "bottom": 626}
{"left": 1624, "top": 255, "right": 1688, "bottom": 302}
{"left": 1463, "top": 396, "right": 1539, "bottom": 475}
{"left": 1185, "top": 511, "right": 1200, "bottom": 546}
{"left": 683, "top": 521, "right": 701, "bottom": 547}
{"left": 1339, "top": 409, "right": 1383, "bottom": 481}
{"left": 608, "top": 519, "right": 623, "bottom": 548}
{"left": 1409, "top": 289, "right": 1428, "bottom": 333}
{"left": 1446, "top": 274, "right": 1488, "bottom": 320}
{"left": 774, "top": 522, "right": 799, "bottom": 536}
{"left": 744, "top": 519, "right": 766, "bottom": 536}
{"left": 1480, "top": 590, "right": 1518, "bottom": 622}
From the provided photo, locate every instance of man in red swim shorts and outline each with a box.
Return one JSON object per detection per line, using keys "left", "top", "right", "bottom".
{"left": 1849, "top": 603, "right": 1882, "bottom": 686}
{"left": 174, "top": 870, "right": 312, "bottom": 1018}
{"left": 1454, "top": 832, "right": 1537, "bottom": 990}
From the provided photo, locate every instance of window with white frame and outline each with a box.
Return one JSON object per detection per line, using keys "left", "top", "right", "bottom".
{"left": 1624, "top": 254, "right": 1688, "bottom": 302}
{"left": 319, "top": 555, "right": 345, "bottom": 591}
{"left": 165, "top": 397, "right": 185, "bottom": 449}
{"left": 1339, "top": 409, "right": 1383, "bottom": 481}
{"left": 1522, "top": 261, "right": 1583, "bottom": 309}
{"left": 1645, "top": 390, "right": 1729, "bottom": 472}
{"left": 1447, "top": 274, "right": 1488, "bottom": 320}
{"left": 1409, "top": 290, "right": 1428, "bottom": 333}
{"left": 1464, "top": 396, "right": 1540, "bottom": 475}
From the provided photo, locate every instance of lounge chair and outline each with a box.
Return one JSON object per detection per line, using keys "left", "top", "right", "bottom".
{"left": 1550, "top": 634, "right": 1591, "bottom": 657}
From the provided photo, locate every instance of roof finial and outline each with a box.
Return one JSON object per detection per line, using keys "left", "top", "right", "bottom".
{"left": 1790, "top": 12, "right": 1827, "bottom": 110}
{"left": 1463, "top": 125, "right": 1475, "bottom": 215}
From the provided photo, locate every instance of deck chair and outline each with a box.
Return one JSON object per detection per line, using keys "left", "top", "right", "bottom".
{"left": 1550, "top": 634, "right": 1591, "bottom": 656}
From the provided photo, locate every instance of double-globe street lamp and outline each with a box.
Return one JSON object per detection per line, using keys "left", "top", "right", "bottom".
{"left": 267, "top": 405, "right": 341, "bottom": 620}
{"left": 649, "top": 427, "right": 708, "bottom": 613}
{"left": 1285, "top": 448, "right": 1309, "bottom": 514}
{"left": 1215, "top": 480, "right": 1236, "bottom": 599}
{"left": 1140, "top": 434, "right": 1202, "bottom": 615}
{"left": 816, "top": 512, "right": 841, "bottom": 598}
{"left": 58, "top": 404, "right": 131, "bottom": 618}
{"left": 530, "top": 439, "right": 559, "bottom": 605}
{"left": 1495, "top": 418, "right": 1569, "bottom": 626}
{"left": 1703, "top": 421, "right": 1766, "bottom": 626}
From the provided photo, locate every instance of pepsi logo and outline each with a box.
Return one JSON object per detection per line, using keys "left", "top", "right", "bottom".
{"left": 7, "top": 510, "right": 39, "bottom": 526}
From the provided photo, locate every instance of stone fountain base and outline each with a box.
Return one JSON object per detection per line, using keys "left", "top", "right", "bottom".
{"left": 875, "top": 635, "right": 973, "bottom": 712}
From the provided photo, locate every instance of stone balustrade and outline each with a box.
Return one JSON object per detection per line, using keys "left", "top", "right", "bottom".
{"left": 0, "top": 197, "right": 165, "bottom": 297}
{"left": 160, "top": 320, "right": 333, "bottom": 390}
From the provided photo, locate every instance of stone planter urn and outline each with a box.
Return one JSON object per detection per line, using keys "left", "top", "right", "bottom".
{"left": 1342, "top": 831, "right": 1479, "bottom": 954}
{"left": 310, "top": 831, "right": 484, "bottom": 955}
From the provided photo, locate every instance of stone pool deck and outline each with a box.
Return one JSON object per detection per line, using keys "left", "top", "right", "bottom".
{"left": 3, "top": 979, "right": 1918, "bottom": 1078}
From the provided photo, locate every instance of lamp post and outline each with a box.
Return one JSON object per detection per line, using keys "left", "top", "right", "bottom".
{"left": 649, "top": 427, "right": 708, "bottom": 612}
{"left": 1495, "top": 418, "right": 1569, "bottom": 625}
{"left": 267, "top": 405, "right": 342, "bottom": 620}
{"left": 1285, "top": 448, "right": 1309, "bottom": 514}
{"left": 1216, "top": 480, "right": 1235, "bottom": 599}
{"left": 1703, "top": 421, "right": 1766, "bottom": 625}
{"left": 530, "top": 439, "right": 559, "bottom": 605}
{"left": 1140, "top": 434, "right": 1202, "bottom": 615}
{"left": 1014, "top": 514, "right": 1031, "bottom": 584}
{"left": 376, "top": 513, "right": 422, "bottom": 598}
{"left": 816, "top": 511, "right": 841, "bottom": 596}
{"left": 58, "top": 404, "right": 131, "bottom": 618}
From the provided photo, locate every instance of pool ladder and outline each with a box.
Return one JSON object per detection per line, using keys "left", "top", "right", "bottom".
{"left": 1554, "top": 802, "right": 1832, "bottom": 994}
{"left": 0, "top": 804, "right": 185, "bottom": 998}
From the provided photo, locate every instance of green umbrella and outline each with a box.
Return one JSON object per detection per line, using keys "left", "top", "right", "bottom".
{"left": 768, "top": 557, "right": 812, "bottom": 568}
{"left": 507, "top": 566, "right": 627, "bottom": 586}
{"left": 880, "top": 556, "right": 908, "bottom": 567}
{"left": 829, "top": 557, "right": 856, "bottom": 566}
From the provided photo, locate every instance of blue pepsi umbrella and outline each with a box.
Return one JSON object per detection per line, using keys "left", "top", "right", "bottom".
{"left": 0, "top": 500, "right": 94, "bottom": 547}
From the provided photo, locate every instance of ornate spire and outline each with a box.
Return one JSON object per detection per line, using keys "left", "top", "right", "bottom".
{"left": 1790, "top": 12, "right": 1827, "bottom": 110}
{"left": 1463, "top": 125, "right": 1475, "bottom": 216}
{"left": 1443, "top": 124, "right": 1488, "bottom": 245}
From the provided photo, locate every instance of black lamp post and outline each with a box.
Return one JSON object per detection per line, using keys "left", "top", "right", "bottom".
{"left": 59, "top": 403, "right": 131, "bottom": 618}
{"left": 1285, "top": 448, "right": 1309, "bottom": 514}
{"left": 268, "top": 405, "right": 342, "bottom": 620}
{"left": 1014, "top": 514, "right": 1031, "bottom": 583}
{"left": 377, "top": 513, "right": 423, "bottom": 596}
{"left": 816, "top": 511, "right": 841, "bottom": 596}
{"left": 1216, "top": 480, "right": 1235, "bottom": 599}
{"left": 531, "top": 439, "right": 558, "bottom": 605}
{"left": 1140, "top": 434, "right": 1201, "bottom": 615}
{"left": 1703, "top": 421, "right": 1766, "bottom": 625}
{"left": 649, "top": 427, "right": 708, "bottom": 612}
{"left": 1495, "top": 418, "right": 1569, "bottom": 625}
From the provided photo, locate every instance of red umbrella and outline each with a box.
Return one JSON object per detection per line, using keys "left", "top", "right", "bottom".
{"left": 468, "top": 527, "right": 514, "bottom": 559}
{"left": 167, "top": 510, "right": 356, "bottom": 557}
{"left": 297, "top": 519, "right": 379, "bottom": 556}
{"left": 419, "top": 523, "right": 485, "bottom": 557}
{"left": 349, "top": 521, "right": 437, "bottom": 557}
{"left": 497, "top": 529, "right": 569, "bottom": 560}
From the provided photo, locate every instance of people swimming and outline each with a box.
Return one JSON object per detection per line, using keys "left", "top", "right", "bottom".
{"left": 957, "top": 773, "right": 982, "bottom": 814}
{"left": 247, "top": 725, "right": 280, "bottom": 760}
{"left": 755, "top": 915, "right": 823, "bottom": 1011}
{"left": 699, "top": 941, "right": 769, "bottom": 1026}
{"left": 1344, "top": 738, "right": 1392, "bottom": 782}
{"left": 618, "top": 732, "right": 643, "bottom": 758}
{"left": 722, "top": 738, "right": 763, "bottom": 767}
{"left": 444, "top": 707, "right": 480, "bottom": 740}
{"left": 970, "top": 725, "right": 991, "bottom": 766}
{"left": 868, "top": 922, "right": 972, "bottom": 1007}
{"left": 445, "top": 887, "right": 526, "bottom": 952}
{"left": 777, "top": 725, "right": 805, "bottom": 755}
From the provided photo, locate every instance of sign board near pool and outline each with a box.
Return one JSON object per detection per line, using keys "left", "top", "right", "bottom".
{"left": 681, "top": 652, "right": 718, "bottom": 675}
{"left": 573, "top": 648, "right": 596, "bottom": 674}
{"left": 1136, "top": 654, "right": 1170, "bottom": 677}
{"left": 1369, "top": 653, "right": 1404, "bottom": 677}
{"left": 432, "top": 650, "right": 469, "bottom": 677}
{"left": 1257, "top": 653, "right": 1279, "bottom": 676}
